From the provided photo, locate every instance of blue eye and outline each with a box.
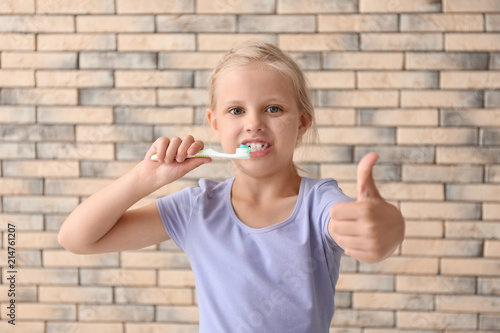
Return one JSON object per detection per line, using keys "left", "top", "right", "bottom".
{"left": 266, "top": 106, "right": 282, "bottom": 114}
{"left": 229, "top": 108, "right": 244, "bottom": 115}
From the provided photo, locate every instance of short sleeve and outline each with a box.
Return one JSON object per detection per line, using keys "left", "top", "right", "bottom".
{"left": 315, "top": 179, "right": 353, "bottom": 253}
{"left": 156, "top": 186, "right": 197, "bottom": 250}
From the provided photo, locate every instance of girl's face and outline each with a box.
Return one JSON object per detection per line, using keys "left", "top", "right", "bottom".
{"left": 207, "top": 62, "right": 310, "bottom": 177}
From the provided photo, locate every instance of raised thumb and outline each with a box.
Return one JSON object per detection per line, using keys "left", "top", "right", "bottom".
{"left": 357, "top": 152, "right": 381, "bottom": 201}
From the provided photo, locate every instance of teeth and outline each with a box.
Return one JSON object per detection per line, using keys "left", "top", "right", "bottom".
{"left": 247, "top": 142, "right": 270, "bottom": 152}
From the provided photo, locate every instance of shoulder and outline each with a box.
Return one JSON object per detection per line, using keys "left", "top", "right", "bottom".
{"left": 300, "top": 177, "right": 353, "bottom": 209}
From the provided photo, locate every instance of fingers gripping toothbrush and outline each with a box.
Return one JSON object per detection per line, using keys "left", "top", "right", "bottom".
{"left": 151, "top": 144, "right": 251, "bottom": 161}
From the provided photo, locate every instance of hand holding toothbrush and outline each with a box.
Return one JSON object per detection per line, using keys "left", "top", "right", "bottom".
{"left": 329, "top": 153, "right": 405, "bottom": 263}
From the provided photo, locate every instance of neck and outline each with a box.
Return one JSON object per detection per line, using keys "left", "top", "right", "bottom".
{"left": 231, "top": 167, "right": 302, "bottom": 203}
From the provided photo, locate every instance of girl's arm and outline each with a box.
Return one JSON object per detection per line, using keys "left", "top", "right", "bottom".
{"left": 328, "top": 153, "right": 405, "bottom": 263}
{"left": 58, "top": 136, "right": 211, "bottom": 254}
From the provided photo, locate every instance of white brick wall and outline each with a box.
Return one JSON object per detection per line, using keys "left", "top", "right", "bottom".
{"left": 0, "top": 1, "right": 499, "bottom": 332}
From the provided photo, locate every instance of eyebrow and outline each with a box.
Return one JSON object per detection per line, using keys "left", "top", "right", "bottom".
{"left": 220, "top": 98, "right": 289, "bottom": 107}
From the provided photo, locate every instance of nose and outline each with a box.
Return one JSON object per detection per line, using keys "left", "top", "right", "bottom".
{"left": 244, "top": 110, "right": 266, "bottom": 133}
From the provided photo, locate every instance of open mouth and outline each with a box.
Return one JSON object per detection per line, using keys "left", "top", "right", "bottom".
{"left": 247, "top": 142, "right": 270, "bottom": 152}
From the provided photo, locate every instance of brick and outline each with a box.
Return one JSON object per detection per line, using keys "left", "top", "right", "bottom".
{"left": 45, "top": 179, "right": 112, "bottom": 196}
{"left": 407, "top": 52, "right": 489, "bottom": 70}
{"left": 118, "top": 34, "right": 195, "bottom": 51}
{"left": 159, "top": 270, "right": 195, "bottom": 287}
{"left": 484, "top": 203, "right": 500, "bottom": 220}
{"left": 401, "top": 14, "right": 484, "bottom": 32}
{"left": 437, "top": 295, "right": 500, "bottom": 313}
{"left": 38, "top": 107, "right": 113, "bottom": 124}
{"left": 403, "top": 165, "right": 483, "bottom": 183}
{"left": 0, "top": 214, "right": 43, "bottom": 231}
{"left": 278, "top": 0, "right": 356, "bottom": 13}
{"left": 159, "top": 52, "right": 224, "bottom": 69}
{"left": 446, "top": 33, "right": 500, "bottom": 51}
{"left": 36, "top": 70, "right": 113, "bottom": 87}
{"left": 157, "top": 306, "right": 198, "bottom": 322}
{"left": 197, "top": 0, "right": 274, "bottom": 13}
{"left": 294, "top": 145, "right": 353, "bottom": 163}
{"left": 0, "top": 124, "right": 74, "bottom": 141}
{"left": 76, "top": 125, "right": 152, "bottom": 142}
{"left": 358, "top": 109, "right": 438, "bottom": 126}
{"left": 1, "top": 88, "right": 77, "bottom": 105}
{"left": 14, "top": 267, "right": 78, "bottom": 284}
{"left": 319, "top": 90, "right": 399, "bottom": 107}
{"left": 446, "top": 222, "right": 500, "bottom": 240}
{"left": 332, "top": 309, "right": 394, "bottom": 327}
{"left": 158, "top": 15, "right": 235, "bottom": 32}
{"left": 437, "top": 147, "right": 500, "bottom": 164}
{"left": 491, "top": 53, "right": 500, "bottom": 69}
{"left": 11, "top": 231, "right": 60, "bottom": 249}
{"left": 318, "top": 127, "right": 395, "bottom": 145}
{"left": 486, "top": 165, "right": 500, "bottom": 182}
{"left": 3, "top": 160, "right": 79, "bottom": 178}
{"left": 1, "top": 303, "right": 75, "bottom": 320}
{"left": 401, "top": 202, "right": 480, "bottom": 220}
{"left": 115, "top": 70, "right": 192, "bottom": 88}
{"left": 117, "top": 0, "right": 193, "bottom": 14}
{"left": 321, "top": 163, "right": 400, "bottom": 182}
{"left": 361, "top": 33, "right": 442, "bottom": 51}
{"left": 397, "top": 275, "right": 475, "bottom": 294}
{"left": 357, "top": 71, "right": 438, "bottom": 89}
{"left": 487, "top": 15, "right": 500, "bottom": 31}
{"left": 0, "top": 15, "right": 74, "bottom": 32}
{"left": 444, "top": 0, "right": 500, "bottom": 13}
{"left": 198, "top": 33, "right": 275, "bottom": 51}
{"left": 126, "top": 323, "right": 198, "bottom": 333}
{"left": 80, "top": 89, "right": 156, "bottom": 106}
{"left": 441, "top": 109, "right": 500, "bottom": 127}
{"left": 478, "top": 278, "right": 500, "bottom": 296}
{"left": 355, "top": 146, "right": 435, "bottom": 164}
{"left": 481, "top": 315, "right": 500, "bottom": 330}
{"left": 402, "top": 239, "right": 483, "bottom": 257}
{"left": 77, "top": 15, "right": 154, "bottom": 32}
{"left": 447, "top": 184, "right": 500, "bottom": 202}
{"left": 37, "top": 142, "right": 114, "bottom": 160}
{"left": 157, "top": 89, "right": 208, "bottom": 106}
{"left": 402, "top": 90, "right": 483, "bottom": 108}
{"left": 240, "top": 15, "right": 315, "bottom": 32}
{"left": 279, "top": 34, "right": 358, "bottom": 51}
{"left": 38, "top": 34, "right": 115, "bottom": 51}
{"left": 378, "top": 182, "right": 444, "bottom": 201}
{"left": 116, "top": 143, "right": 152, "bottom": 160}
{"left": 2, "top": 51, "right": 77, "bottom": 69}
{"left": 0, "top": 0, "right": 34, "bottom": 14}
{"left": 115, "top": 107, "right": 193, "bottom": 124}
{"left": 353, "top": 292, "right": 433, "bottom": 310}
{"left": 315, "top": 108, "right": 356, "bottom": 126}
{"left": 80, "top": 161, "right": 136, "bottom": 178}
{"left": 397, "top": 312, "right": 477, "bottom": 330}
{"left": 319, "top": 14, "right": 397, "bottom": 32}
{"left": 0, "top": 178, "right": 42, "bottom": 195}
{"left": 360, "top": 0, "right": 441, "bottom": 13}
{"left": 305, "top": 71, "right": 355, "bottom": 89}
{"left": 336, "top": 273, "right": 394, "bottom": 291}
{"left": 0, "top": 70, "right": 34, "bottom": 87}
{"left": 359, "top": 257, "right": 439, "bottom": 274}
{"left": 0, "top": 143, "right": 35, "bottom": 159}
{"left": 486, "top": 91, "right": 500, "bottom": 107}
{"left": 43, "top": 250, "right": 118, "bottom": 267}
{"left": 408, "top": 220, "right": 445, "bottom": 238}
{"left": 0, "top": 33, "right": 35, "bottom": 50}
{"left": 441, "top": 71, "right": 500, "bottom": 89}
{"left": 79, "top": 305, "right": 154, "bottom": 321}
{"left": 80, "top": 268, "right": 156, "bottom": 286}
{"left": 79, "top": 52, "right": 157, "bottom": 69}
{"left": 116, "top": 287, "right": 192, "bottom": 305}
{"left": 0, "top": 106, "right": 35, "bottom": 123}
{"left": 443, "top": 258, "right": 500, "bottom": 276}
{"left": 47, "top": 322, "right": 123, "bottom": 333}
{"left": 37, "top": 0, "right": 114, "bottom": 14}
{"left": 398, "top": 128, "right": 477, "bottom": 145}
{"left": 323, "top": 52, "right": 404, "bottom": 70}
{"left": 3, "top": 196, "right": 78, "bottom": 213}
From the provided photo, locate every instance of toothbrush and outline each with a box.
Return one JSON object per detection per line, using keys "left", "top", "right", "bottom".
{"left": 151, "top": 144, "right": 251, "bottom": 161}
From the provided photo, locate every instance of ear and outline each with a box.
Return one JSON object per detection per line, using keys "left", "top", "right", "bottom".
{"left": 298, "top": 112, "right": 311, "bottom": 138}
{"left": 206, "top": 107, "right": 220, "bottom": 140}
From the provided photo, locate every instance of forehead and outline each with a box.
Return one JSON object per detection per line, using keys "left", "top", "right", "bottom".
{"left": 214, "top": 62, "right": 295, "bottom": 106}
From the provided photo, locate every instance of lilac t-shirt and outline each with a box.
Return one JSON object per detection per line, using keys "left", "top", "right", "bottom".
{"left": 157, "top": 177, "right": 352, "bottom": 333}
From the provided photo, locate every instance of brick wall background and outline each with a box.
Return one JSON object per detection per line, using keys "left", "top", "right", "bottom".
{"left": 0, "top": 0, "right": 499, "bottom": 332}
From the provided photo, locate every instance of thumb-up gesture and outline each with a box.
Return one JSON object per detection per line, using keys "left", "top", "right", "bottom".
{"left": 329, "top": 153, "right": 405, "bottom": 263}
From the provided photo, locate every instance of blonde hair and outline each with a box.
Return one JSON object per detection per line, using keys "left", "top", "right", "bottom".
{"left": 206, "top": 40, "right": 318, "bottom": 175}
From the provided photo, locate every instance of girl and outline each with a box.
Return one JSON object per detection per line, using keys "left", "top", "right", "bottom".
{"left": 58, "top": 40, "right": 404, "bottom": 332}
